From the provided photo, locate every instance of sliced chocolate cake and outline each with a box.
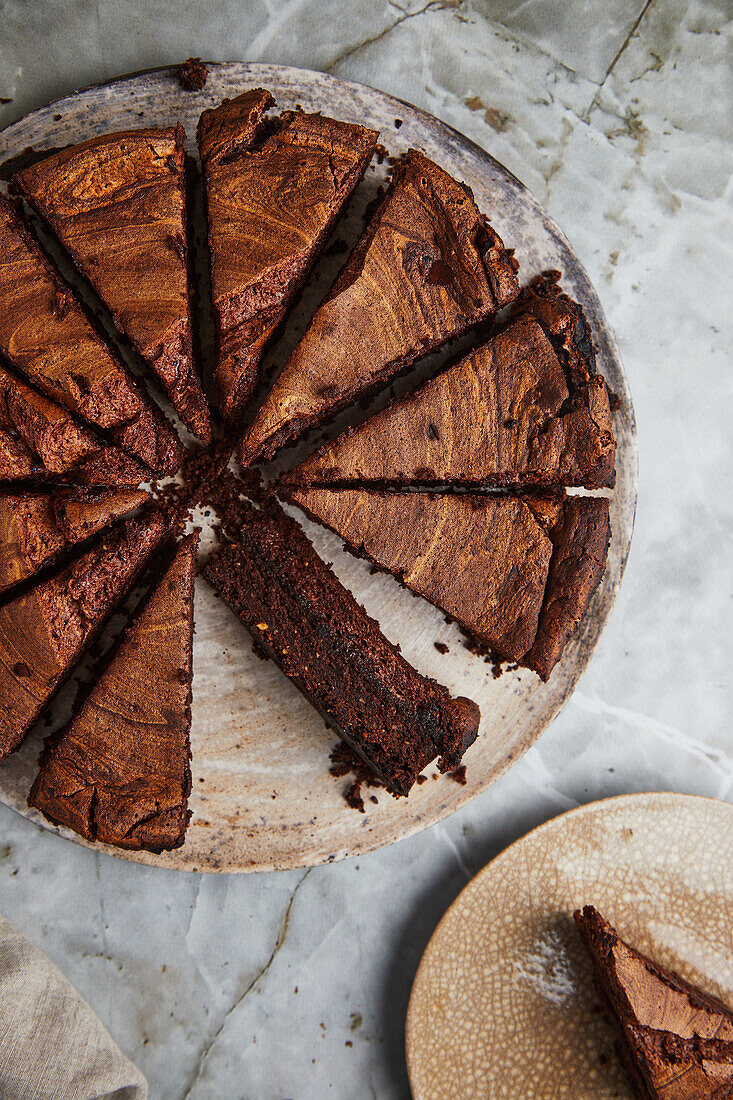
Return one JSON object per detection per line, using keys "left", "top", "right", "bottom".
{"left": 0, "top": 361, "right": 148, "bottom": 487}
{"left": 202, "top": 497, "right": 479, "bottom": 795}
{"left": 0, "top": 426, "right": 36, "bottom": 481}
{"left": 282, "top": 311, "right": 615, "bottom": 491}
{"left": 523, "top": 496, "right": 610, "bottom": 680}
{"left": 15, "top": 127, "right": 211, "bottom": 441}
{"left": 0, "top": 487, "right": 148, "bottom": 597}
{"left": 0, "top": 196, "right": 181, "bottom": 474}
{"left": 29, "top": 532, "right": 198, "bottom": 852}
{"left": 284, "top": 488, "right": 553, "bottom": 663}
{"left": 0, "top": 509, "right": 168, "bottom": 761}
{"left": 198, "top": 89, "right": 378, "bottom": 423}
{"left": 575, "top": 906, "right": 733, "bottom": 1099}
{"left": 238, "top": 150, "right": 519, "bottom": 465}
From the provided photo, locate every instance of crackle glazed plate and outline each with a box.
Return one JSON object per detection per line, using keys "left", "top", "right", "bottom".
{"left": 0, "top": 64, "right": 637, "bottom": 872}
{"left": 406, "top": 792, "right": 733, "bottom": 1100}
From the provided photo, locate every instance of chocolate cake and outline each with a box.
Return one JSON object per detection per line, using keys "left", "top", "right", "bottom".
{"left": 0, "top": 196, "right": 181, "bottom": 475}
{"left": 15, "top": 127, "right": 211, "bottom": 441}
{"left": 0, "top": 361, "right": 149, "bottom": 486}
{"left": 29, "top": 532, "right": 198, "bottom": 852}
{"left": 284, "top": 488, "right": 553, "bottom": 662}
{"left": 282, "top": 312, "right": 615, "bottom": 491}
{"left": 198, "top": 89, "right": 379, "bottom": 423}
{"left": 0, "top": 509, "right": 168, "bottom": 761}
{"left": 238, "top": 150, "right": 520, "bottom": 466}
{"left": 0, "top": 426, "right": 36, "bottom": 481}
{"left": 523, "top": 495, "right": 610, "bottom": 680}
{"left": 201, "top": 497, "right": 480, "bottom": 795}
{"left": 575, "top": 905, "right": 733, "bottom": 1099}
{"left": 0, "top": 487, "right": 147, "bottom": 597}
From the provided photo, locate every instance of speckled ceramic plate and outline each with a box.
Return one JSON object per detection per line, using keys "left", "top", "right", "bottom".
{"left": 0, "top": 63, "right": 637, "bottom": 871}
{"left": 406, "top": 792, "right": 733, "bottom": 1099}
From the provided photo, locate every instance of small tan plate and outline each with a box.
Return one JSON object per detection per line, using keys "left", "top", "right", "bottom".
{"left": 406, "top": 792, "right": 733, "bottom": 1099}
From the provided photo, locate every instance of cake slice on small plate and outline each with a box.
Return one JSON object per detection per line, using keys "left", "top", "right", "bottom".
{"left": 282, "top": 309, "right": 615, "bottom": 492}
{"left": 202, "top": 496, "right": 479, "bottom": 795}
{"left": 198, "top": 89, "right": 378, "bottom": 424}
{"left": 29, "top": 532, "right": 198, "bottom": 852}
{"left": 575, "top": 905, "right": 733, "bottom": 1099}
{"left": 0, "top": 362, "right": 149, "bottom": 487}
{"left": 238, "top": 150, "right": 520, "bottom": 466}
{"left": 0, "top": 509, "right": 168, "bottom": 761}
{"left": 0, "top": 196, "right": 181, "bottom": 475}
{"left": 15, "top": 126, "right": 211, "bottom": 442}
{"left": 0, "top": 487, "right": 149, "bottom": 597}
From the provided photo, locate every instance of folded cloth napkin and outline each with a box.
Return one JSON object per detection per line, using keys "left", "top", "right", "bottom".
{"left": 0, "top": 913, "right": 147, "bottom": 1100}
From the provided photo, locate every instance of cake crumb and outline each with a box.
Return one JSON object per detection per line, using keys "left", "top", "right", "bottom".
{"left": 449, "top": 765, "right": 467, "bottom": 785}
{"left": 434, "top": 641, "right": 449, "bottom": 655}
{"left": 177, "top": 57, "right": 208, "bottom": 91}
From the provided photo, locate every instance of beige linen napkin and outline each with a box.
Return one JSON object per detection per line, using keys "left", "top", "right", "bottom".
{"left": 0, "top": 913, "right": 147, "bottom": 1100}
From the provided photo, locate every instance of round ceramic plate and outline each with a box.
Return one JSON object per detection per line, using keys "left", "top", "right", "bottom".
{"left": 0, "top": 64, "right": 637, "bottom": 871}
{"left": 406, "top": 792, "right": 733, "bottom": 1099}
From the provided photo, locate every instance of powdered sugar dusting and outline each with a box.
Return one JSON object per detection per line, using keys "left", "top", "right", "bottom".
{"left": 512, "top": 929, "right": 577, "bottom": 1006}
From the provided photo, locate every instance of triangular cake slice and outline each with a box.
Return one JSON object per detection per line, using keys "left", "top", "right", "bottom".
{"left": 198, "top": 89, "right": 378, "bottom": 423}
{"left": 0, "top": 196, "right": 181, "bottom": 474}
{"left": 523, "top": 495, "right": 610, "bottom": 680}
{"left": 202, "top": 495, "right": 479, "bottom": 795}
{"left": 29, "top": 532, "right": 197, "bottom": 852}
{"left": 575, "top": 905, "right": 733, "bottom": 1099}
{"left": 0, "top": 362, "right": 148, "bottom": 486}
{"left": 238, "top": 150, "right": 520, "bottom": 465}
{"left": 0, "top": 487, "right": 149, "bottom": 597}
{"left": 0, "top": 509, "right": 168, "bottom": 760}
{"left": 285, "top": 487, "right": 553, "bottom": 662}
{"left": 15, "top": 126, "right": 210, "bottom": 441}
{"left": 282, "top": 311, "right": 615, "bottom": 491}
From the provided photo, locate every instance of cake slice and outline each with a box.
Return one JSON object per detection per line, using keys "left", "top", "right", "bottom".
{"left": 282, "top": 312, "right": 615, "bottom": 491}
{"left": 198, "top": 89, "right": 378, "bottom": 423}
{"left": 284, "top": 488, "right": 553, "bottom": 662}
{"left": 0, "top": 487, "right": 148, "bottom": 597}
{"left": 28, "top": 532, "right": 197, "bottom": 852}
{"left": 523, "top": 495, "right": 610, "bottom": 680}
{"left": 575, "top": 905, "right": 733, "bottom": 1099}
{"left": 14, "top": 126, "right": 210, "bottom": 441}
{"left": 0, "top": 427, "right": 36, "bottom": 481}
{"left": 0, "top": 362, "right": 148, "bottom": 487}
{"left": 238, "top": 150, "right": 520, "bottom": 465}
{"left": 201, "top": 497, "right": 479, "bottom": 795}
{"left": 0, "top": 196, "right": 181, "bottom": 474}
{"left": 0, "top": 509, "right": 168, "bottom": 761}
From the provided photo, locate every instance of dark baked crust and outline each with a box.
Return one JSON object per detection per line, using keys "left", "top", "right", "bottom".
{"left": 52, "top": 487, "right": 149, "bottom": 541}
{"left": 0, "top": 196, "right": 181, "bottom": 474}
{"left": 14, "top": 127, "right": 211, "bottom": 442}
{"left": 201, "top": 496, "right": 479, "bottom": 795}
{"left": 575, "top": 906, "right": 733, "bottom": 1099}
{"left": 282, "top": 312, "right": 615, "bottom": 491}
{"left": 198, "top": 90, "right": 378, "bottom": 423}
{"left": 523, "top": 496, "right": 610, "bottom": 680}
{"left": 238, "top": 149, "right": 520, "bottom": 465}
{"left": 285, "top": 487, "right": 553, "bottom": 662}
{"left": 0, "top": 361, "right": 149, "bottom": 486}
{"left": 29, "top": 532, "right": 197, "bottom": 852}
{"left": 0, "top": 510, "right": 168, "bottom": 761}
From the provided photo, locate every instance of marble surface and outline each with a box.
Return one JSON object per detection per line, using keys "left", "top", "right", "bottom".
{"left": 0, "top": 2, "right": 731, "bottom": 1097}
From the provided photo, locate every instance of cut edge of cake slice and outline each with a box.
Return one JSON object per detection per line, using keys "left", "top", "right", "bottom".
{"left": 201, "top": 494, "right": 479, "bottom": 795}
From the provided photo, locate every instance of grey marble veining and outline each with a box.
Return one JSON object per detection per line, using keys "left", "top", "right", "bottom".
{"left": 0, "top": 2, "right": 732, "bottom": 1097}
